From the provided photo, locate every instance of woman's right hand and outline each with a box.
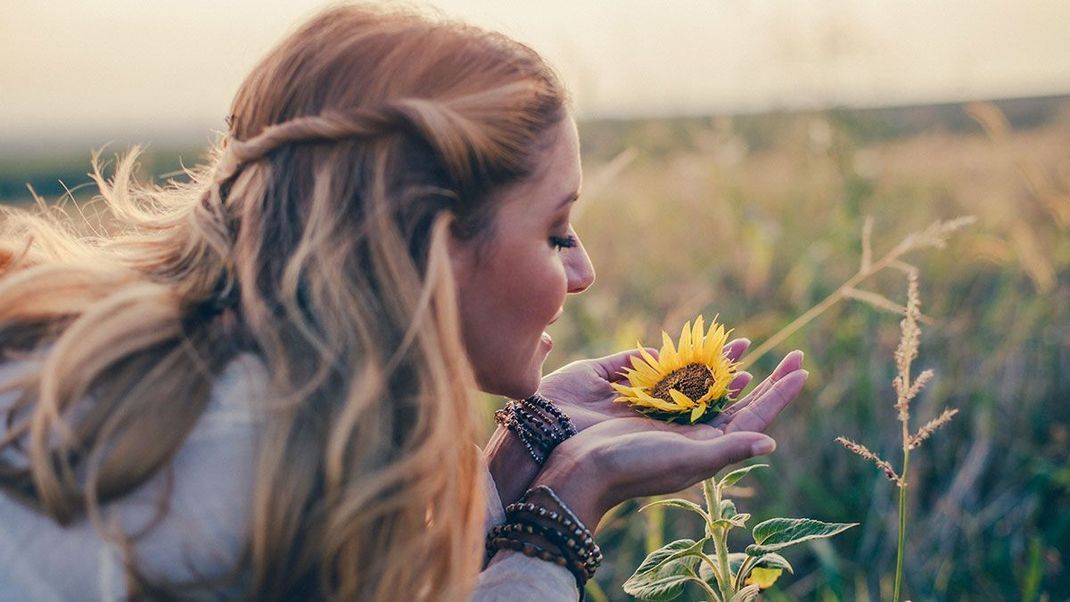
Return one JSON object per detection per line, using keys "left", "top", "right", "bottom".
{"left": 531, "top": 368, "right": 807, "bottom": 530}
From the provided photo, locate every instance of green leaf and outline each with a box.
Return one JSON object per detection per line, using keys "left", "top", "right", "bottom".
{"left": 623, "top": 539, "right": 709, "bottom": 601}
{"left": 719, "top": 499, "right": 737, "bottom": 518}
{"left": 711, "top": 513, "right": 750, "bottom": 531}
{"left": 746, "top": 518, "right": 858, "bottom": 555}
{"left": 729, "top": 584, "right": 761, "bottom": 602}
{"left": 753, "top": 552, "right": 793, "bottom": 574}
{"left": 735, "top": 551, "right": 795, "bottom": 591}
{"left": 719, "top": 463, "right": 768, "bottom": 489}
{"left": 639, "top": 498, "right": 710, "bottom": 522}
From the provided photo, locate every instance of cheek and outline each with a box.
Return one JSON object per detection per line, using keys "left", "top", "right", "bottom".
{"left": 518, "top": 256, "right": 568, "bottom": 329}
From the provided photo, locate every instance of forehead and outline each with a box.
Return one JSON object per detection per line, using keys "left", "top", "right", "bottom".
{"left": 498, "top": 118, "right": 582, "bottom": 212}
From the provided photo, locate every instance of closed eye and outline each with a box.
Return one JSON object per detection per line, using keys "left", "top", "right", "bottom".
{"left": 550, "top": 234, "right": 578, "bottom": 251}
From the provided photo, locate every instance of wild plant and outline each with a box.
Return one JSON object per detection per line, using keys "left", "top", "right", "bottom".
{"left": 837, "top": 269, "right": 958, "bottom": 601}
{"left": 617, "top": 217, "right": 972, "bottom": 600}
{"left": 622, "top": 464, "right": 854, "bottom": 601}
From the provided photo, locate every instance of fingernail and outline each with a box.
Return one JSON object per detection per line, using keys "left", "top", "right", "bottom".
{"left": 751, "top": 438, "right": 776, "bottom": 455}
{"left": 799, "top": 369, "right": 809, "bottom": 378}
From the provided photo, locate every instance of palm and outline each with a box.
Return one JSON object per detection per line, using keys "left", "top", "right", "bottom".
{"left": 538, "top": 341, "right": 803, "bottom": 433}
{"left": 537, "top": 358, "right": 636, "bottom": 431}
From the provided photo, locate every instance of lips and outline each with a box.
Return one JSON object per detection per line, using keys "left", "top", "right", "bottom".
{"left": 547, "top": 308, "right": 564, "bottom": 326}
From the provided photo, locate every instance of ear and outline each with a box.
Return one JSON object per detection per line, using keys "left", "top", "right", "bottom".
{"left": 440, "top": 213, "right": 473, "bottom": 284}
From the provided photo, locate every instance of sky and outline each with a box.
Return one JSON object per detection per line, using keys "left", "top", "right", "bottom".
{"left": 2, "top": 0, "right": 1069, "bottom": 151}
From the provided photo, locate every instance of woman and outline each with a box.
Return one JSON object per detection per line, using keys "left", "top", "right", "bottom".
{"left": 0, "top": 4, "right": 807, "bottom": 601}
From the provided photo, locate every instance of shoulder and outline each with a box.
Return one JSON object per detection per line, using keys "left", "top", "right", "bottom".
{"left": 124, "top": 352, "right": 271, "bottom": 578}
{"left": 0, "top": 353, "right": 272, "bottom": 598}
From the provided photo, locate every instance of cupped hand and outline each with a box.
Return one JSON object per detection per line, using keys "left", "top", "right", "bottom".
{"left": 533, "top": 366, "right": 808, "bottom": 529}
{"left": 487, "top": 343, "right": 805, "bottom": 507}
{"left": 538, "top": 338, "right": 753, "bottom": 431}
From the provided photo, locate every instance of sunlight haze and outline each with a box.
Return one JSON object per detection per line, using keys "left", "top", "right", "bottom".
{"left": 3, "top": 0, "right": 1069, "bottom": 151}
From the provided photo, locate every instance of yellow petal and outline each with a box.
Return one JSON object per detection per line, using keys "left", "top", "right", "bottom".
{"left": 690, "top": 402, "right": 707, "bottom": 422}
{"left": 629, "top": 355, "right": 662, "bottom": 384}
{"left": 678, "top": 320, "right": 693, "bottom": 364}
{"left": 660, "top": 331, "right": 679, "bottom": 368}
{"left": 695, "top": 386, "right": 718, "bottom": 405}
{"left": 745, "top": 567, "right": 783, "bottom": 589}
{"left": 692, "top": 316, "right": 705, "bottom": 354}
{"left": 705, "top": 322, "right": 726, "bottom": 360}
{"left": 637, "top": 344, "right": 663, "bottom": 374}
{"left": 702, "top": 323, "right": 717, "bottom": 359}
{"left": 667, "top": 388, "right": 695, "bottom": 409}
{"left": 629, "top": 390, "right": 679, "bottom": 412}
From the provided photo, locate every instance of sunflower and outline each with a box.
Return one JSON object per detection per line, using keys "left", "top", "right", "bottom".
{"left": 610, "top": 315, "right": 739, "bottom": 423}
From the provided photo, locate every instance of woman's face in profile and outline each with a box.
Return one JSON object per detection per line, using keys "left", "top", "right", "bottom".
{"left": 451, "top": 117, "right": 595, "bottom": 399}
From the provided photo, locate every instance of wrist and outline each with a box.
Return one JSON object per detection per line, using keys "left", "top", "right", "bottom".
{"left": 490, "top": 484, "right": 604, "bottom": 590}
{"left": 485, "top": 424, "right": 540, "bottom": 507}
{"left": 530, "top": 438, "right": 608, "bottom": 530}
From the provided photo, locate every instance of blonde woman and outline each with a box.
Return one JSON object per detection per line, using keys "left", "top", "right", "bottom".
{"left": 0, "top": 4, "right": 807, "bottom": 601}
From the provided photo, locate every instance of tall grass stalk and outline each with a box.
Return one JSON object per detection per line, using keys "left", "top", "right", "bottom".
{"left": 738, "top": 216, "right": 975, "bottom": 371}
{"left": 837, "top": 271, "right": 959, "bottom": 601}
{"left": 733, "top": 215, "right": 971, "bottom": 599}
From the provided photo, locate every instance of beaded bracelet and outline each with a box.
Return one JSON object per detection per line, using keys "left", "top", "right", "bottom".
{"left": 486, "top": 485, "right": 603, "bottom": 594}
{"left": 508, "top": 486, "right": 602, "bottom": 570}
{"left": 494, "top": 393, "right": 577, "bottom": 465}
{"left": 489, "top": 522, "right": 598, "bottom": 578}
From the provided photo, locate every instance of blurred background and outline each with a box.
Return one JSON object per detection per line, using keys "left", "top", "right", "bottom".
{"left": 2, "top": 1, "right": 1068, "bottom": 600}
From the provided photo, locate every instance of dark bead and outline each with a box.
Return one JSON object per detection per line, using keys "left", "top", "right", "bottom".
{"left": 522, "top": 543, "right": 538, "bottom": 556}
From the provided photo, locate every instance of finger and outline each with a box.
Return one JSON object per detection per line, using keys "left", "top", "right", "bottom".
{"left": 725, "top": 370, "right": 808, "bottom": 434}
{"left": 669, "top": 422, "right": 725, "bottom": 440}
{"left": 734, "top": 349, "right": 805, "bottom": 409}
{"left": 727, "top": 372, "right": 752, "bottom": 399}
{"left": 684, "top": 432, "right": 777, "bottom": 478}
{"left": 590, "top": 347, "right": 660, "bottom": 382}
{"left": 723, "top": 338, "right": 750, "bottom": 363}
{"left": 715, "top": 351, "right": 803, "bottom": 424}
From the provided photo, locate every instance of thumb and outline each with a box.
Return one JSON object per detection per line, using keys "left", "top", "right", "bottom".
{"left": 687, "top": 432, "right": 776, "bottom": 477}
{"left": 589, "top": 347, "right": 660, "bottom": 382}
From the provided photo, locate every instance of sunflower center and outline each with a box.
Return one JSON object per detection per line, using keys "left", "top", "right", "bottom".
{"left": 650, "top": 363, "right": 715, "bottom": 403}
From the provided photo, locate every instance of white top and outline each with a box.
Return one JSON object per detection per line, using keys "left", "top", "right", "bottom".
{"left": 0, "top": 355, "right": 577, "bottom": 601}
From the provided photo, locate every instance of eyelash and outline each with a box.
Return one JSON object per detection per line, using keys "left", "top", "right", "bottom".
{"left": 550, "top": 234, "right": 578, "bottom": 251}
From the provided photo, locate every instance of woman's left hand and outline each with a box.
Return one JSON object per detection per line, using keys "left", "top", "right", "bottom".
{"left": 532, "top": 364, "right": 809, "bottom": 530}
{"left": 537, "top": 340, "right": 753, "bottom": 431}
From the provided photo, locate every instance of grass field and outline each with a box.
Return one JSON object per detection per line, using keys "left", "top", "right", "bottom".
{"left": 3, "top": 95, "right": 1067, "bottom": 600}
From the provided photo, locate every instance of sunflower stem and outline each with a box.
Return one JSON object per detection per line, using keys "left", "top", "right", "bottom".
{"left": 703, "top": 477, "right": 734, "bottom": 601}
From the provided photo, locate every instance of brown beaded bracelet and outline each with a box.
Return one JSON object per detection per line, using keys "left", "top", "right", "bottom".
{"left": 494, "top": 393, "right": 577, "bottom": 465}
{"left": 486, "top": 485, "right": 603, "bottom": 594}
{"left": 490, "top": 522, "right": 598, "bottom": 573}
{"left": 508, "top": 486, "right": 602, "bottom": 569}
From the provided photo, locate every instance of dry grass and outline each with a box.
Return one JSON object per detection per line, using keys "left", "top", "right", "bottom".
{"left": 838, "top": 268, "right": 959, "bottom": 601}
{"left": 561, "top": 99, "right": 1070, "bottom": 600}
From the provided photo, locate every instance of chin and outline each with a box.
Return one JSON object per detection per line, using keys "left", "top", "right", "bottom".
{"left": 477, "top": 364, "right": 542, "bottom": 400}
{"left": 484, "top": 376, "right": 540, "bottom": 400}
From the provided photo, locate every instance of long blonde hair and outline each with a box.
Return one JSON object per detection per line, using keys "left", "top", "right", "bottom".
{"left": 0, "top": 4, "right": 566, "bottom": 600}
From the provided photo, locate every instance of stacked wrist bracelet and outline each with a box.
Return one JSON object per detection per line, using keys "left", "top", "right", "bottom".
{"left": 486, "top": 485, "right": 603, "bottom": 594}
{"left": 494, "top": 392, "right": 576, "bottom": 465}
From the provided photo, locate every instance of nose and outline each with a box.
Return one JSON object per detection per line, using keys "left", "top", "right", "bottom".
{"left": 566, "top": 237, "right": 596, "bottom": 294}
